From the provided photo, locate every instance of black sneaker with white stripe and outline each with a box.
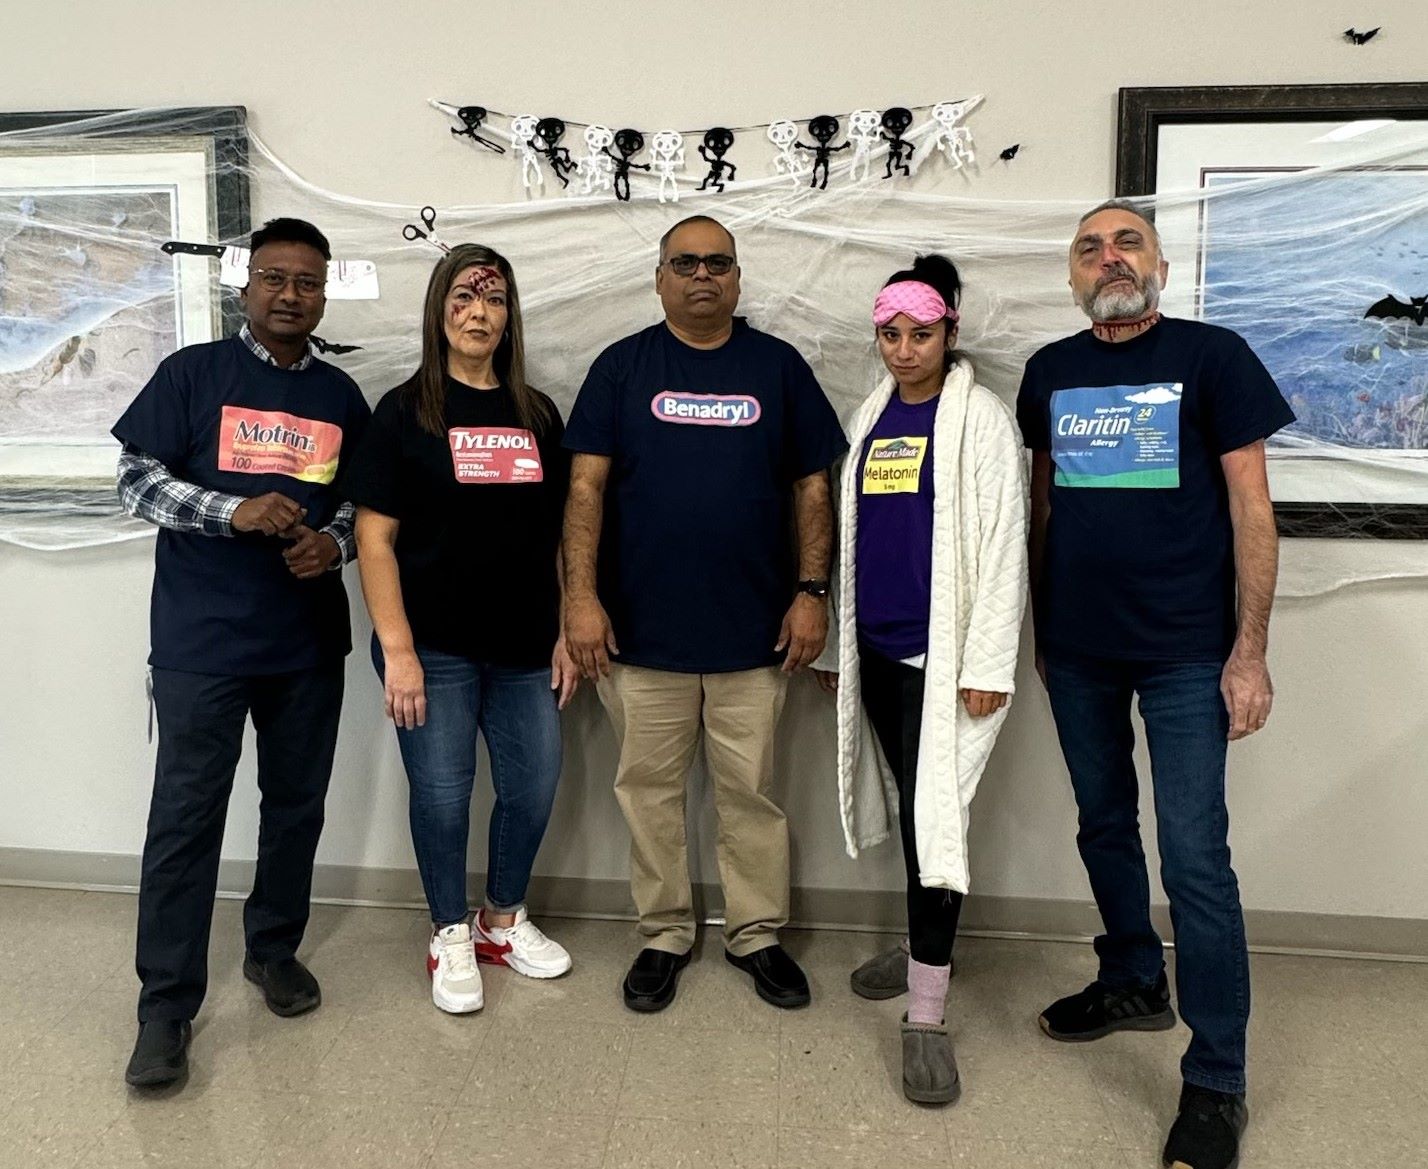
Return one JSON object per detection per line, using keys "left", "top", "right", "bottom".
{"left": 1038, "top": 971, "right": 1176, "bottom": 1041}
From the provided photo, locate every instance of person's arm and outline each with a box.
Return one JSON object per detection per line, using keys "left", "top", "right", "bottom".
{"left": 562, "top": 452, "right": 619, "bottom": 678}
{"left": 958, "top": 406, "right": 1030, "bottom": 717}
{"left": 1027, "top": 450, "right": 1052, "bottom": 686}
{"left": 1221, "top": 439, "right": 1278, "bottom": 740}
{"left": 116, "top": 446, "right": 306, "bottom": 538}
{"left": 354, "top": 506, "right": 426, "bottom": 729}
{"left": 776, "top": 467, "right": 833, "bottom": 673}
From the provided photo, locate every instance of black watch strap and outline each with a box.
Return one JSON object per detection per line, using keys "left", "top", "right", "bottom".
{"left": 797, "top": 578, "right": 830, "bottom": 598}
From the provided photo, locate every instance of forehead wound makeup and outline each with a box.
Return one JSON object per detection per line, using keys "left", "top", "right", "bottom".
{"left": 872, "top": 280, "right": 959, "bottom": 327}
{"left": 456, "top": 266, "right": 502, "bottom": 296}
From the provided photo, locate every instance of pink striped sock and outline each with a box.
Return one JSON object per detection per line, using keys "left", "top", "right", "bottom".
{"left": 907, "top": 957, "right": 951, "bottom": 1025}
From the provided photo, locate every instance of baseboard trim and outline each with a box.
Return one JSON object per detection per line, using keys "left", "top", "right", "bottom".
{"left": 2, "top": 845, "right": 1423, "bottom": 961}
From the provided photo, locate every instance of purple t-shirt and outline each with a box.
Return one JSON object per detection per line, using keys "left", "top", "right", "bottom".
{"left": 855, "top": 392, "right": 938, "bottom": 661}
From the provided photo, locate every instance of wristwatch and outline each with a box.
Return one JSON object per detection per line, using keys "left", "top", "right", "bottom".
{"left": 796, "top": 578, "right": 831, "bottom": 599}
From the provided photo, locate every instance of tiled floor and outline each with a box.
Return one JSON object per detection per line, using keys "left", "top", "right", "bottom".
{"left": 1, "top": 887, "right": 1424, "bottom": 1168}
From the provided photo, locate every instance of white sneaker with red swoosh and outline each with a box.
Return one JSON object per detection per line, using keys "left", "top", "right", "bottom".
{"left": 427, "top": 922, "right": 484, "bottom": 1013}
{"left": 474, "top": 908, "right": 572, "bottom": 978}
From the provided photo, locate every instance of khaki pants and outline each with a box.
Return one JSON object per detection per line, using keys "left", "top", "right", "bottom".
{"left": 597, "top": 663, "right": 791, "bottom": 957}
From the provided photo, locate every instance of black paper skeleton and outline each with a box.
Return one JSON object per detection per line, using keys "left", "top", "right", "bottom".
{"left": 796, "top": 115, "right": 851, "bottom": 191}
{"left": 880, "top": 107, "right": 915, "bottom": 178}
{"left": 697, "top": 127, "right": 739, "bottom": 193}
{"left": 602, "top": 128, "right": 652, "bottom": 202}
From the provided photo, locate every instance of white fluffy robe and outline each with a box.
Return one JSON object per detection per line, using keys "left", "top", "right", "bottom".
{"left": 817, "top": 358, "right": 1029, "bottom": 894}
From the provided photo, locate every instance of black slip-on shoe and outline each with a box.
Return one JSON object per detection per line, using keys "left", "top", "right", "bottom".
{"left": 124, "top": 1019, "right": 191, "bottom": 1087}
{"left": 622, "top": 947, "right": 692, "bottom": 1013}
{"left": 726, "top": 943, "right": 811, "bottom": 1009}
{"left": 243, "top": 955, "right": 321, "bottom": 1017}
{"left": 1039, "top": 971, "right": 1176, "bottom": 1042}
{"left": 1163, "top": 1082, "right": 1248, "bottom": 1169}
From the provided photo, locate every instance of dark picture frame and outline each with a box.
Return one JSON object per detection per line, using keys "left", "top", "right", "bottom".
{"left": 0, "top": 105, "right": 249, "bottom": 510}
{"left": 1117, "top": 83, "right": 1428, "bottom": 539}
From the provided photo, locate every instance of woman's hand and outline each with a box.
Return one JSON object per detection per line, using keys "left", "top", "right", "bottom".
{"left": 960, "top": 688, "right": 1008, "bottom": 718}
{"left": 813, "top": 669, "right": 839, "bottom": 695}
{"left": 384, "top": 649, "right": 427, "bottom": 729}
{"left": 551, "top": 637, "right": 582, "bottom": 711}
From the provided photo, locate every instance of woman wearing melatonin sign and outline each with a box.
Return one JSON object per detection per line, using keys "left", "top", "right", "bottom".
{"left": 343, "top": 243, "right": 578, "bottom": 1014}
{"left": 814, "top": 254, "right": 1028, "bottom": 1105}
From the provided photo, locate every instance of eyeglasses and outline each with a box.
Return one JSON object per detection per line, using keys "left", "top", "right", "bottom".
{"left": 662, "top": 252, "right": 736, "bottom": 277}
{"left": 250, "top": 268, "right": 326, "bottom": 297}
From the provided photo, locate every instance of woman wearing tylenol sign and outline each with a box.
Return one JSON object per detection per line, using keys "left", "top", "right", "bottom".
{"left": 343, "top": 244, "right": 579, "bottom": 1014}
{"left": 814, "top": 254, "right": 1029, "bottom": 1106}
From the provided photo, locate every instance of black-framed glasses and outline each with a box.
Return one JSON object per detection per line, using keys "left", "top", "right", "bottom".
{"left": 663, "top": 252, "right": 736, "bottom": 277}
{"left": 250, "top": 267, "right": 325, "bottom": 297}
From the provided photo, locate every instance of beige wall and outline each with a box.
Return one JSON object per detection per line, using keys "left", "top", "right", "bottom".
{"left": 3, "top": 0, "right": 1426, "bottom": 922}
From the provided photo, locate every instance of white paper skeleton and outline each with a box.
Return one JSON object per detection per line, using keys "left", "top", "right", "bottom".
{"left": 510, "top": 114, "right": 544, "bottom": 189}
{"left": 651, "top": 130, "right": 685, "bottom": 204}
{"left": 928, "top": 101, "right": 976, "bottom": 170}
{"left": 575, "top": 124, "right": 616, "bottom": 195}
{"left": 847, "top": 109, "right": 882, "bottom": 182}
{"left": 767, "top": 120, "right": 803, "bottom": 186}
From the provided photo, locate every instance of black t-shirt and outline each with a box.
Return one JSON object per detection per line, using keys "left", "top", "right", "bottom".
{"left": 1015, "top": 317, "right": 1295, "bottom": 662}
{"left": 563, "top": 319, "right": 848, "bottom": 673}
{"left": 340, "top": 377, "right": 569, "bottom": 668}
{"left": 112, "top": 335, "right": 371, "bottom": 676}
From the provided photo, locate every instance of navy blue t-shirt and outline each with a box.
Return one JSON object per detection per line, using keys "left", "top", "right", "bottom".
{"left": 113, "top": 335, "right": 371, "bottom": 676}
{"left": 1015, "top": 318, "right": 1294, "bottom": 662}
{"left": 564, "top": 319, "right": 848, "bottom": 673}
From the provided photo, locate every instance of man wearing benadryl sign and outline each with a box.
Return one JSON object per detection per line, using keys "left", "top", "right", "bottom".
{"left": 1016, "top": 199, "right": 1295, "bottom": 1169}
{"left": 562, "top": 214, "right": 847, "bottom": 1015}
{"left": 113, "top": 218, "right": 370, "bottom": 1089}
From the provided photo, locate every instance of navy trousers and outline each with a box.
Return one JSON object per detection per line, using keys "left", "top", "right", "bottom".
{"left": 135, "top": 663, "right": 344, "bottom": 1022}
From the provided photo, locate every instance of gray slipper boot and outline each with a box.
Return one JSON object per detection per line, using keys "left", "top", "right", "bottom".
{"left": 901, "top": 1016, "right": 961, "bottom": 1106}
{"left": 850, "top": 939, "right": 909, "bottom": 1000}
{"left": 851, "top": 940, "right": 955, "bottom": 1000}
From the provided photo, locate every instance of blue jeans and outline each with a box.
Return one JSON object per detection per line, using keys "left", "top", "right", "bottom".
{"left": 1043, "top": 653, "right": 1250, "bottom": 1095}
{"left": 372, "top": 638, "right": 562, "bottom": 926}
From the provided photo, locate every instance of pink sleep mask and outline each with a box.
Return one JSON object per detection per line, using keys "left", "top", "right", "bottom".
{"left": 872, "top": 280, "right": 959, "bottom": 327}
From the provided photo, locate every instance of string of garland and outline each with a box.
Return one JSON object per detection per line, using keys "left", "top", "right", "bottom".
{"left": 428, "top": 98, "right": 983, "bottom": 202}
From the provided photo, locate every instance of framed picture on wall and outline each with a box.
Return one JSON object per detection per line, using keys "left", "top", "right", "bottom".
{"left": 0, "top": 106, "right": 249, "bottom": 491}
{"left": 1117, "top": 83, "right": 1428, "bottom": 539}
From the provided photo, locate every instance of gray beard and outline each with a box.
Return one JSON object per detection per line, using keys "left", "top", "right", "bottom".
{"left": 1083, "top": 272, "right": 1161, "bottom": 322}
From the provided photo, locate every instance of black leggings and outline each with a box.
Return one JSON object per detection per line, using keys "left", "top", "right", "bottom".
{"left": 858, "top": 645, "right": 964, "bottom": 966}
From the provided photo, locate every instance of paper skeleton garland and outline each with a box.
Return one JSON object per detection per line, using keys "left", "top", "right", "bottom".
{"left": 577, "top": 124, "right": 616, "bottom": 195}
{"left": 510, "top": 114, "right": 543, "bottom": 189}
{"left": 797, "top": 115, "right": 851, "bottom": 191}
{"left": 847, "top": 109, "right": 881, "bottom": 182}
{"left": 651, "top": 130, "right": 685, "bottom": 204}
{"left": 767, "top": 120, "right": 803, "bottom": 185}
{"left": 603, "top": 128, "right": 651, "bottom": 202}
{"left": 698, "top": 127, "right": 738, "bottom": 192}
{"left": 928, "top": 101, "right": 976, "bottom": 169}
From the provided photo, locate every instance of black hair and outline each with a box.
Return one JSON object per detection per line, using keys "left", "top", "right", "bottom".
{"left": 882, "top": 254, "right": 965, "bottom": 372}
{"left": 883, "top": 253, "right": 962, "bottom": 310}
{"left": 249, "top": 217, "right": 332, "bottom": 261}
{"left": 658, "top": 214, "right": 737, "bottom": 263}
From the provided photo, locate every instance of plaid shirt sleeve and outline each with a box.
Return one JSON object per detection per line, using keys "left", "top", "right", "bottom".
{"left": 320, "top": 502, "right": 357, "bottom": 567}
{"left": 116, "top": 447, "right": 245, "bottom": 537}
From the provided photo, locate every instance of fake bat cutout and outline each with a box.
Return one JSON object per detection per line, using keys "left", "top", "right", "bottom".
{"left": 308, "top": 336, "right": 364, "bottom": 355}
{"left": 160, "top": 241, "right": 381, "bottom": 299}
{"left": 1365, "top": 294, "right": 1428, "bottom": 326}
{"left": 999, "top": 144, "right": 1021, "bottom": 161}
{"left": 1343, "top": 27, "right": 1380, "bottom": 44}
